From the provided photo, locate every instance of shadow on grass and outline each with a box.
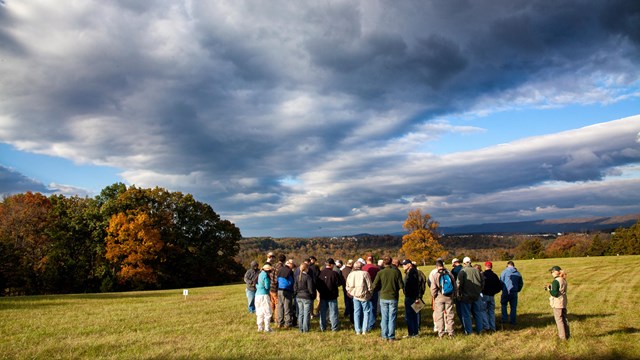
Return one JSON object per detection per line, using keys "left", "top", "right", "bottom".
{"left": 493, "top": 312, "right": 615, "bottom": 330}
{"left": 598, "top": 327, "right": 640, "bottom": 336}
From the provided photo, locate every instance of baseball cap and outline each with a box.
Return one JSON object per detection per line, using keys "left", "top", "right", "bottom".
{"left": 463, "top": 256, "right": 471, "bottom": 264}
{"left": 484, "top": 261, "right": 493, "bottom": 268}
{"left": 452, "top": 258, "right": 460, "bottom": 264}
{"left": 549, "top": 265, "right": 562, "bottom": 272}
{"left": 401, "top": 259, "right": 412, "bottom": 265}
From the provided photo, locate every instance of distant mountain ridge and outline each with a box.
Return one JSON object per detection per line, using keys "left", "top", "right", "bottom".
{"left": 439, "top": 214, "right": 640, "bottom": 235}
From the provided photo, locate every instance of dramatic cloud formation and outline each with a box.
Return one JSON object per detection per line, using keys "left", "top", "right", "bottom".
{"left": 1, "top": 0, "right": 639, "bottom": 236}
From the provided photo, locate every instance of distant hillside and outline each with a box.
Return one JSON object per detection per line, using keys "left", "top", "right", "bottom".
{"left": 439, "top": 214, "right": 640, "bottom": 235}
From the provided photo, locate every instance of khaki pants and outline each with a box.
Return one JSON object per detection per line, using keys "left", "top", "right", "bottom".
{"left": 434, "top": 295, "right": 455, "bottom": 336}
{"left": 270, "top": 292, "right": 279, "bottom": 322}
{"left": 553, "top": 308, "right": 570, "bottom": 340}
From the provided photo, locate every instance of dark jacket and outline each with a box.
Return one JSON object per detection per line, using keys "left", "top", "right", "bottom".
{"left": 451, "top": 264, "right": 463, "bottom": 280}
{"left": 244, "top": 266, "right": 259, "bottom": 291}
{"left": 277, "top": 265, "right": 294, "bottom": 292}
{"left": 372, "top": 266, "right": 404, "bottom": 300}
{"left": 457, "top": 265, "right": 484, "bottom": 303}
{"left": 308, "top": 263, "right": 320, "bottom": 283}
{"left": 317, "top": 267, "right": 344, "bottom": 300}
{"left": 482, "top": 269, "right": 502, "bottom": 296}
{"left": 403, "top": 267, "right": 420, "bottom": 299}
{"left": 294, "top": 271, "right": 316, "bottom": 300}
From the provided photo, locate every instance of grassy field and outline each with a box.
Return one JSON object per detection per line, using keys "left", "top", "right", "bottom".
{"left": 1, "top": 256, "right": 639, "bottom": 359}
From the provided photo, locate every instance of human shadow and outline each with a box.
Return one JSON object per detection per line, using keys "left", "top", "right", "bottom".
{"left": 496, "top": 312, "right": 614, "bottom": 330}
{"left": 598, "top": 327, "right": 640, "bottom": 337}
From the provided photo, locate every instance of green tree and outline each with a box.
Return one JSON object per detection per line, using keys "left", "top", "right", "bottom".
{"left": 400, "top": 209, "right": 447, "bottom": 265}
{"left": 514, "top": 238, "right": 545, "bottom": 259}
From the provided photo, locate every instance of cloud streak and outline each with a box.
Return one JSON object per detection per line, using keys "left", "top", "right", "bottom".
{"left": 1, "top": 0, "right": 639, "bottom": 236}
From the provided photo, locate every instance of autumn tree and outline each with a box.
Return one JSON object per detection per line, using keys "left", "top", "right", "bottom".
{"left": 0, "top": 192, "right": 54, "bottom": 294}
{"left": 400, "top": 209, "right": 446, "bottom": 265}
{"left": 105, "top": 211, "right": 164, "bottom": 288}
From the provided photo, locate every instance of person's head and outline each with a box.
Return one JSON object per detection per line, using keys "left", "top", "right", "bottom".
{"left": 326, "top": 258, "right": 335, "bottom": 268}
{"left": 366, "top": 256, "right": 374, "bottom": 264}
{"left": 346, "top": 259, "right": 354, "bottom": 268}
{"left": 353, "top": 261, "right": 363, "bottom": 270}
{"left": 436, "top": 259, "right": 444, "bottom": 269}
{"left": 452, "top": 258, "right": 460, "bottom": 267}
{"left": 377, "top": 259, "right": 384, "bottom": 267}
{"left": 507, "top": 261, "right": 515, "bottom": 267}
{"left": 473, "top": 264, "right": 482, "bottom": 272}
{"left": 299, "top": 262, "right": 308, "bottom": 273}
{"left": 250, "top": 261, "right": 258, "bottom": 269}
{"left": 278, "top": 254, "right": 286, "bottom": 263}
{"left": 401, "top": 259, "right": 413, "bottom": 271}
{"left": 262, "top": 263, "right": 272, "bottom": 272}
{"left": 383, "top": 256, "right": 392, "bottom": 266}
{"left": 463, "top": 256, "right": 471, "bottom": 265}
{"left": 304, "top": 258, "right": 311, "bottom": 265}
{"left": 392, "top": 259, "right": 400, "bottom": 267}
{"left": 549, "top": 265, "right": 566, "bottom": 278}
{"left": 336, "top": 259, "right": 343, "bottom": 268}
{"left": 286, "top": 259, "right": 294, "bottom": 268}
{"left": 309, "top": 256, "right": 317, "bottom": 264}
{"left": 267, "top": 252, "right": 275, "bottom": 262}
{"left": 484, "top": 261, "right": 493, "bottom": 270}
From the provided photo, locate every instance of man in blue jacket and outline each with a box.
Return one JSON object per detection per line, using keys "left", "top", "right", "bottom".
{"left": 500, "top": 261, "right": 524, "bottom": 325}
{"left": 277, "top": 259, "right": 295, "bottom": 328}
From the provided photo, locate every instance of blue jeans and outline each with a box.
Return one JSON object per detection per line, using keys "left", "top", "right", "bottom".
{"left": 319, "top": 298, "right": 339, "bottom": 331}
{"left": 368, "top": 291, "right": 379, "bottom": 331}
{"left": 501, "top": 292, "right": 518, "bottom": 324}
{"left": 472, "top": 297, "right": 485, "bottom": 333}
{"left": 459, "top": 300, "right": 484, "bottom": 334}
{"left": 404, "top": 297, "right": 419, "bottom": 336}
{"left": 379, "top": 299, "right": 398, "bottom": 340}
{"left": 482, "top": 295, "right": 496, "bottom": 331}
{"left": 246, "top": 289, "right": 256, "bottom": 313}
{"left": 296, "top": 298, "right": 312, "bottom": 332}
{"left": 353, "top": 298, "right": 371, "bottom": 334}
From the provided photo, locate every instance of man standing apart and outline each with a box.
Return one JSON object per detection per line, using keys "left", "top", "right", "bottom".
{"left": 316, "top": 258, "right": 344, "bottom": 331}
{"left": 401, "top": 259, "right": 421, "bottom": 338}
{"left": 362, "top": 256, "right": 380, "bottom": 331}
{"left": 345, "top": 261, "right": 373, "bottom": 334}
{"left": 500, "top": 261, "right": 524, "bottom": 325}
{"left": 430, "top": 259, "right": 456, "bottom": 338}
{"left": 243, "top": 261, "right": 260, "bottom": 313}
{"left": 372, "top": 256, "right": 404, "bottom": 341}
{"left": 481, "top": 261, "right": 502, "bottom": 331}
{"left": 456, "top": 257, "right": 485, "bottom": 335}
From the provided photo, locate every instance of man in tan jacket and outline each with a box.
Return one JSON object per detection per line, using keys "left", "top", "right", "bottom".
{"left": 345, "top": 261, "right": 373, "bottom": 334}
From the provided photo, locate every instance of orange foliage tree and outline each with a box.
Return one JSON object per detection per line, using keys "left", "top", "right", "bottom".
{"left": 105, "top": 211, "right": 164, "bottom": 287}
{"left": 400, "top": 209, "right": 447, "bottom": 265}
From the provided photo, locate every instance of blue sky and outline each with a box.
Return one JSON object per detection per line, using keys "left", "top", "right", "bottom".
{"left": 1, "top": 1, "right": 640, "bottom": 237}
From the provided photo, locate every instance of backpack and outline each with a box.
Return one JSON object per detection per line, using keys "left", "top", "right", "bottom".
{"left": 417, "top": 270, "right": 427, "bottom": 300}
{"left": 439, "top": 269, "right": 454, "bottom": 296}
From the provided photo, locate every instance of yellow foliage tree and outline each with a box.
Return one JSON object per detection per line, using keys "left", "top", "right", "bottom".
{"left": 400, "top": 209, "right": 447, "bottom": 265}
{"left": 105, "top": 211, "right": 164, "bottom": 286}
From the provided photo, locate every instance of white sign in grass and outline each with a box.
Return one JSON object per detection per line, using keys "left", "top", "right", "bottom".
{"left": 183, "top": 289, "right": 189, "bottom": 299}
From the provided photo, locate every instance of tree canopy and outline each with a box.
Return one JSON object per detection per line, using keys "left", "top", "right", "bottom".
{"left": 400, "top": 209, "right": 447, "bottom": 265}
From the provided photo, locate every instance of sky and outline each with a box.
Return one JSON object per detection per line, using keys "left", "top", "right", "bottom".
{"left": 1, "top": 0, "right": 640, "bottom": 237}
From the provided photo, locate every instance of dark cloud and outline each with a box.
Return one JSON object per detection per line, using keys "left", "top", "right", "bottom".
{"left": 0, "top": 166, "right": 49, "bottom": 195}
{"left": 0, "top": 1, "right": 639, "bottom": 236}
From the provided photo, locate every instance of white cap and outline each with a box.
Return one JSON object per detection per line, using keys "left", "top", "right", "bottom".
{"left": 463, "top": 256, "right": 471, "bottom": 264}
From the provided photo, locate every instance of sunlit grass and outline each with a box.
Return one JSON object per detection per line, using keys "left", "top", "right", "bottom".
{"left": 1, "top": 256, "right": 639, "bottom": 359}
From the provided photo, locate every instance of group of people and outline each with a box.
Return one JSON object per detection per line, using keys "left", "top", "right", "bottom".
{"left": 243, "top": 253, "right": 570, "bottom": 341}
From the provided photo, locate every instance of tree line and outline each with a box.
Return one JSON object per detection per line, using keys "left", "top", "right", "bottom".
{"left": 0, "top": 183, "right": 243, "bottom": 296}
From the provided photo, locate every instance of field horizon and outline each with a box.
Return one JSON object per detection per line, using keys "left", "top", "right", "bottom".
{"left": 2, "top": 255, "right": 639, "bottom": 359}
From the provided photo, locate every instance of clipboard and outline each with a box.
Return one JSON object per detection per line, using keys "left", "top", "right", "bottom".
{"left": 411, "top": 300, "right": 425, "bottom": 313}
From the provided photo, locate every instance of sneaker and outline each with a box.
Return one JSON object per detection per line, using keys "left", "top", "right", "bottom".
{"left": 265, "top": 328, "right": 273, "bottom": 332}
{"left": 258, "top": 328, "right": 264, "bottom": 332}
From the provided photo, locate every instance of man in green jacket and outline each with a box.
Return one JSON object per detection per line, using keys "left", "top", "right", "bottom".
{"left": 372, "top": 256, "right": 404, "bottom": 341}
{"left": 456, "top": 257, "right": 485, "bottom": 334}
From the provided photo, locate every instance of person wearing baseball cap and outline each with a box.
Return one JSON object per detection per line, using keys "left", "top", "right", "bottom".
{"left": 457, "top": 256, "right": 485, "bottom": 335}
{"left": 481, "top": 261, "right": 501, "bottom": 332}
{"left": 546, "top": 266, "right": 570, "bottom": 340}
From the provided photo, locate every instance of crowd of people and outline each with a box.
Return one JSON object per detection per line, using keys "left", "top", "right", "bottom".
{"left": 243, "top": 252, "right": 570, "bottom": 340}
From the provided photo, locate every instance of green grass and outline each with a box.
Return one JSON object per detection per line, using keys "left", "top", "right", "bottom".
{"left": 1, "top": 256, "right": 639, "bottom": 359}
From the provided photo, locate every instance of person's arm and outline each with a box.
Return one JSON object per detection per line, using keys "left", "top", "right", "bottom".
{"left": 549, "top": 279, "right": 560, "bottom": 297}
